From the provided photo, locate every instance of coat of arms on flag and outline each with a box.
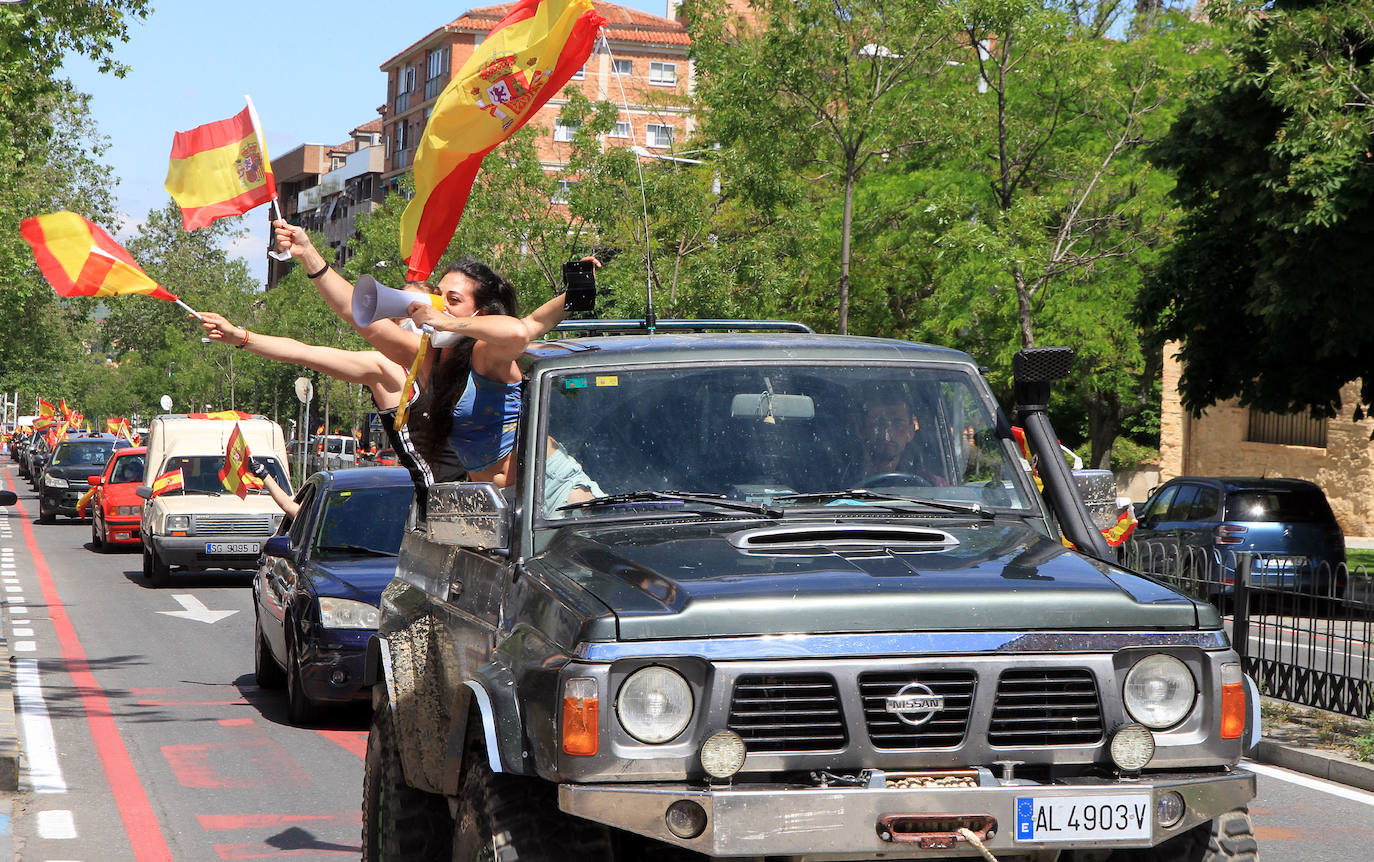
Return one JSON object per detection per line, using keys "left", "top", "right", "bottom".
{"left": 218, "top": 423, "right": 264, "bottom": 500}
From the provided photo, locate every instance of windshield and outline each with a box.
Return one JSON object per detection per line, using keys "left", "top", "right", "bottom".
{"left": 160, "top": 455, "right": 289, "bottom": 495}
{"left": 51, "top": 441, "right": 117, "bottom": 468}
{"left": 109, "top": 453, "right": 146, "bottom": 484}
{"left": 538, "top": 362, "right": 1037, "bottom": 520}
{"left": 313, "top": 485, "right": 412, "bottom": 559}
{"left": 325, "top": 438, "right": 353, "bottom": 455}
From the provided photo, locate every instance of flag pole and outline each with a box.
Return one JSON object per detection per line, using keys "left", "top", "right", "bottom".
{"left": 174, "top": 298, "right": 203, "bottom": 321}
{"left": 244, "top": 94, "right": 293, "bottom": 262}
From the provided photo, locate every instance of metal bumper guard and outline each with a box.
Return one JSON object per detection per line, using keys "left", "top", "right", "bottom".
{"left": 560, "top": 768, "right": 1255, "bottom": 858}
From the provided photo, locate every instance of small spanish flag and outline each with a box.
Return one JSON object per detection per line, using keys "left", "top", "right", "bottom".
{"left": 20, "top": 212, "right": 180, "bottom": 302}
{"left": 164, "top": 104, "right": 276, "bottom": 231}
{"left": 150, "top": 468, "right": 184, "bottom": 498}
{"left": 33, "top": 399, "right": 56, "bottom": 431}
{"left": 218, "top": 424, "right": 263, "bottom": 500}
{"left": 186, "top": 410, "right": 253, "bottom": 421}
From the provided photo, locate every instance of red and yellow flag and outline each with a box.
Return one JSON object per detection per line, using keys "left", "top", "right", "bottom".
{"left": 218, "top": 423, "right": 264, "bottom": 500}
{"left": 33, "top": 399, "right": 56, "bottom": 431}
{"left": 164, "top": 105, "right": 276, "bottom": 231}
{"left": 186, "top": 410, "right": 253, "bottom": 421}
{"left": 1101, "top": 509, "right": 1138, "bottom": 547}
{"left": 20, "top": 212, "right": 180, "bottom": 302}
{"left": 399, "top": 0, "right": 603, "bottom": 280}
{"left": 151, "top": 468, "right": 184, "bottom": 498}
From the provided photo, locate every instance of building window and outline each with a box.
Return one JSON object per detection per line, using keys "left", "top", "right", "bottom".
{"left": 610, "top": 120, "right": 630, "bottom": 138}
{"left": 552, "top": 180, "right": 575, "bottom": 204}
{"left": 646, "top": 123, "right": 674, "bottom": 148}
{"left": 613, "top": 58, "right": 632, "bottom": 76}
{"left": 649, "top": 61, "right": 677, "bottom": 86}
{"left": 396, "top": 66, "right": 415, "bottom": 112}
{"left": 554, "top": 119, "right": 579, "bottom": 143}
{"left": 425, "top": 47, "right": 449, "bottom": 100}
{"left": 571, "top": 64, "right": 585, "bottom": 80}
{"left": 1246, "top": 409, "right": 1327, "bottom": 448}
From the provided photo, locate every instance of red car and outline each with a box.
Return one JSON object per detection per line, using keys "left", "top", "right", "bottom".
{"left": 88, "top": 446, "right": 146, "bottom": 551}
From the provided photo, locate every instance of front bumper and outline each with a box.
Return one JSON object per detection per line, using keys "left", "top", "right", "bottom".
{"left": 298, "top": 631, "right": 371, "bottom": 702}
{"left": 560, "top": 768, "right": 1255, "bottom": 858}
{"left": 41, "top": 486, "right": 87, "bottom": 517}
{"left": 150, "top": 534, "right": 268, "bottom": 570}
{"left": 100, "top": 517, "right": 141, "bottom": 545}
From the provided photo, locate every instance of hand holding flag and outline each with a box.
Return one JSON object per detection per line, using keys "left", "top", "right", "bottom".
{"left": 219, "top": 423, "right": 264, "bottom": 500}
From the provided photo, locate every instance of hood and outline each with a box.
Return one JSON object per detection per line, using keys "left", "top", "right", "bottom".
{"left": 48, "top": 463, "right": 108, "bottom": 481}
{"left": 306, "top": 557, "right": 398, "bottom": 605}
{"left": 101, "top": 482, "right": 143, "bottom": 510}
{"left": 540, "top": 519, "right": 1208, "bottom": 640}
{"left": 150, "top": 493, "right": 283, "bottom": 516}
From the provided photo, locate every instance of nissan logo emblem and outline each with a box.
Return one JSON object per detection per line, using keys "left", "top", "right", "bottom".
{"left": 884, "top": 682, "right": 945, "bottom": 727}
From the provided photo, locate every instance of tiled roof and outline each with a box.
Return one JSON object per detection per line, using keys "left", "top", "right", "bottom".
{"left": 381, "top": 1, "right": 688, "bottom": 68}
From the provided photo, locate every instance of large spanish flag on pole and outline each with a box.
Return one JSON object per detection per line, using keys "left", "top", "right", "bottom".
{"left": 20, "top": 212, "right": 180, "bottom": 302}
{"left": 400, "top": 0, "right": 604, "bottom": 281}
{"left": 164, "top": 103, "right": 276, "bottom": 231}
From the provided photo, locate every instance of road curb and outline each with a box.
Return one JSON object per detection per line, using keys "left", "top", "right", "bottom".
{"left": 1252, "top": 740, "right": 1374, "bottom": 793}
{"left": 0, "top": 638, "right": 17, "bottom": 791}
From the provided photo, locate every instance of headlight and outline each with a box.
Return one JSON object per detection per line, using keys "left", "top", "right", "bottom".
{"left": 43, "top": 474, "right": 69, "bottom": 488}
{"left": 164, "top": 514, "right": 190, "bottom": 532}
{"left": 616, "top": 666, "right": 693, "bottom": 743}
{"left": 318, "top": 598, "right": 379, "bottom": 630}
{"left": 1123, "top": 654, "right": 1196, "bottom": 728}
{"left": 117, "top": 505, "right": 142, "bottom": 516}
{"left": 270, "top": 513, "right": 285, "bottom": 531}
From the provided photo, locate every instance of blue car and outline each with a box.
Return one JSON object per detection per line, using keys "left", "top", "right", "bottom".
{"left": 1130, "top": 476, "right": 1346, "bottom": 598}
{"left": 251, "top": 467, "right": 414, "bottom": 724}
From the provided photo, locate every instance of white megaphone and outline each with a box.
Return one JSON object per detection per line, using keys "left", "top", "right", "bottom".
{"left": 353, "top": 275, "right": 440, "bottom": 327}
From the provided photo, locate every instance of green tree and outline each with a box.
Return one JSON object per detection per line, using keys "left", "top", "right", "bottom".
{"left": 1140, "top": 0, "right": 1374, "bottom": 419}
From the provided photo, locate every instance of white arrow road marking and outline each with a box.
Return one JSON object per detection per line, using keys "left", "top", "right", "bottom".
{"left": 158, "top": 593, "right": 238, "bottom": 624}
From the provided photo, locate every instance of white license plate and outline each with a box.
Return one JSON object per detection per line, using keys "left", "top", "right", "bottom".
{"left": 206, "top": 542, "right": 258, "bottom": 555}
{"left": 1014, "top": 795, "right": 1151, "bottom": 842}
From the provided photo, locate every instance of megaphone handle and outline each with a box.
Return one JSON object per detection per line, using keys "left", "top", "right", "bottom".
{"left": 393, "top": 332, "right": 430, "bottom": 431}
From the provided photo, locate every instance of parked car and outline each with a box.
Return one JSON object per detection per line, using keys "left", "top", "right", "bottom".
{"left": 25, "top": 435, "right": 53, "bottom": 489}
{"left": 88, "top": 446, "right": 147, "bottom": 551}
{"left": 371, "top": 447, "right": 397, "bottom": 467}
{"left": 1130, "top": 476, "right": 1346, "bottom": 596}
{"left": 252, "top": 467, "right": 412, "bottom": 724}
{"left": 38, "top": 433, "right": 134, "bottom": 523}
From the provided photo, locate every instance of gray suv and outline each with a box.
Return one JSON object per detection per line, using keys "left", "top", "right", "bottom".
{"left": 361, "top": 327, "right": 1258, "bottom": 862}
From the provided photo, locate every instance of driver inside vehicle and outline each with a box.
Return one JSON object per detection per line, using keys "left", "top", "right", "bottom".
{"left": 852, "top": 395, "right": 944, "bottom": 486}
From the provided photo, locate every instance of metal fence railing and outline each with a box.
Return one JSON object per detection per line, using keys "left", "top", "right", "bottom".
{"left": 1121, "top": 541, "right": 1374, "bottom": 720}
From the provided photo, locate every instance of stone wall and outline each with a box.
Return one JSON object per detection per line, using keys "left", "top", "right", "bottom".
{"left": 1159, "top": 342, "right": 1374, "bottom": 536}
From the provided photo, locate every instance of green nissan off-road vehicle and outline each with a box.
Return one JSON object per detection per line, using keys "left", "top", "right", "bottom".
{"left": 362, "top": 324, "right": 1258, "bottom": 862}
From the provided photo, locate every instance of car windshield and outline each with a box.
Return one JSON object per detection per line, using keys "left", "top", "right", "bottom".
{"left": 538, "top": 362, "right": 1038, "bottom": 521}
{"left": 109, "top": 453, "right": 146, "bottom": 484}
{"left": 160, "top": 455, "right": 289, "bottom": 495}
{"left": 1226, "top": 489, "right": 1333, "bottom": 523}
{"left": 325, "top": 438, "right": 352, "bottom": 454}
{"left": 51, "top": 441, "right": 116, "bottom": 468}
{"left": 313, "top": 486, "right": 413, "bottom": 559}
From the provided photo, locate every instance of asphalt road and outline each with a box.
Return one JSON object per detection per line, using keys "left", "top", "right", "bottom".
{"left": 2, "top": 459, "right": 1373, "bottom": 861}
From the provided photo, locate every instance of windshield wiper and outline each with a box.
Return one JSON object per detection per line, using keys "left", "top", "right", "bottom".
{"left": 558, "top": 490, "right": 782, "bottom": 518}
{"left": 316, "top": 544, "right": 396, "bottom": 558}
{"left": 772, "top": 489, "right": 992, "bottom": 518}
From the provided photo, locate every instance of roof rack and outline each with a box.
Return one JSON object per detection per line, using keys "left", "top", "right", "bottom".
{"left": 551, "top": 319, "right": 814, "bottom": 335}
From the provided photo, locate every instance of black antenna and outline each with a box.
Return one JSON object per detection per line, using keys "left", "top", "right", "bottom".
{"left": 602, "top": 33, "right": 657, "bottom": 333}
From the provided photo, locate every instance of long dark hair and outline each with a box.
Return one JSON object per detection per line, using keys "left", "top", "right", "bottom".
{"left": 424, "top": 260, "right": 519, "bottom": 447}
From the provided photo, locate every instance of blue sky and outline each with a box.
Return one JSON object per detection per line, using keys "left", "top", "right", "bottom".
{"left": 60, "top": 0, "right": 670, "bottom": 285}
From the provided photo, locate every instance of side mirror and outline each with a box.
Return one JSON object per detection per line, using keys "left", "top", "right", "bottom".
{"left": 263, "top": 535, "right": 293, "bottom": 558}
{"left": 88, "top": 475, "right": 102, "bottom": 486}
{"left": 0, "top": 491, "right": 16, "bottom": 506}
{"left": 135, "top": 486, "right": 152, "bottom": 499}
{"left": 427, "top": 482, "right": 512, "bottom": 551}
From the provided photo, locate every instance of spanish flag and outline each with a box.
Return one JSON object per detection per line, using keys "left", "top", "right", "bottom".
{"left": 20, "top": 212, "right": 180, "bottom": 302}
{"left": 33, "top": 399, "right": 56, "bottom": 431}
{"left": 150, "top": 468, "right": 184, "bottom": 498}
{"left": 218, "top": 423, "right": 264, "bottom": 500}
{"left": 186, "top": 410, "right": 253, "bottom": 421}
{"left": 399, "top": 0, "right": 603, "bottom": 280}
{"left": 164, "top": 104, "right": 276, "bottom": 231}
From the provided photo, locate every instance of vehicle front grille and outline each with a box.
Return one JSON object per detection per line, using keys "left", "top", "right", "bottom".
{"left": 192, "top": 515, "right": 274, "bottom": 535}
{"left": 988, "top": 668, "right": 1103, "bottom": 746}
{"left": 859, "top": 670, "right": 976, "bottom": 749}
{"left": 728, "top": 674, "right": 847, "bottom": 753}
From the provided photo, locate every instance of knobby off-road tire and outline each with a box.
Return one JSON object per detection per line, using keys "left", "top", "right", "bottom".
{"left": 361, "top": 695, "right": 452, "bottom": 862}
{"left": 452, "top": 727, "right": 614, "bottom": 862}
{"left": 1108, "top": 808, "right": 1257, "bottom": 862}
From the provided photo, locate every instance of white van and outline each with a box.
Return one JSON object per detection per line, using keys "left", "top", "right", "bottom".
{"left": 311, "top": 434, "right": 358, "bottom": 471}
{"left": 137, "top": 414, "right": 291, "bottom": 586}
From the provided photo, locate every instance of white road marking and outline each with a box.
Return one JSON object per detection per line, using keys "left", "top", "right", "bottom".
{"left": 158, "top": 594, "right": 237, "bottom": 624}
{"left": 13, "top": 642, "right": 35, "bottom": 652}
{"left": 12, "top": 627, "right": 33, "bottom": 637}
{"left": 1243, "top": 759, "right": 1374, "bottom": 806}
{"left": 13, "top": 658, "right": 66, "bottom": 793}
{"left": 36, "top": 809, "right": 76, "bottom": 839}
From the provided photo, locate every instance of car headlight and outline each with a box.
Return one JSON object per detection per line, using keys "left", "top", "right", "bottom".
{"left": 270, "top": 513, "right": 285, "bottom": 531}
{"left": 164, "top": 514, "right": 191, "bottom": 532}
{"left": 43, "top": 474, "right": 69, "bottom": 488}
{"left": 1123, "top": 654, "right": 1196, "bottom": 729}
{"left": 118, "top": 505, "right": 142, "bottom": 516}
{"left": 616, "top": 666, "right": 693, "bottom": 743}
{"left": 318, "top": 598, "right": 379, "bottom": 630}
